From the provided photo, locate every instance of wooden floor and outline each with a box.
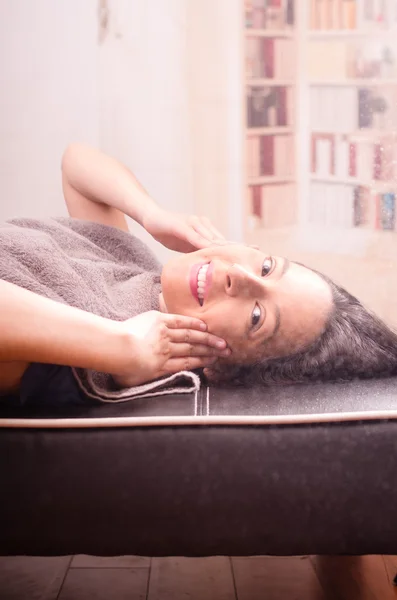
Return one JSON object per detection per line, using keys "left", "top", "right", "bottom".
{"left": 0, "top": 555, "right": 397, "bottom": 600}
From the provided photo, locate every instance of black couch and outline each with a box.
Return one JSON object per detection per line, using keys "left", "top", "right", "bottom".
{"left": 1, "top": 377, "right": 397, "bottom": 557}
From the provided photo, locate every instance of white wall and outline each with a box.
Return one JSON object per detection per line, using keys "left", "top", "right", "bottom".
{"left": 0, "top": 0, "right": 244, "bottom": 259}
{"left": 186, "top": 0, "right": 245, "bottom": 242}
{"left": 0, "top": 0, "right": 99, "bottom": 220}
{"left": 98, "top": 0, "right": 194, "bottom": 261}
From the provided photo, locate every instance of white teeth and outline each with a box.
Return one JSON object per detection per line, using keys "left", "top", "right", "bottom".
{"left": 197, "top": 264, "right": 209, "bottom": 301}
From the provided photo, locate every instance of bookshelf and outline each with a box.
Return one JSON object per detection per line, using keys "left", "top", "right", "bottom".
{"left": 307, "top": 1, "right": 397, "bottom": 237}
{"left": 244, "top": 0, "right": 297, "bottom": 234}
{"left": 246, "top": 78, "right": 295, "bottom": 85}
{"left": 246, "top": 29, "right": 294, "bottom": 37}
{"left": 243, "top": 0, "right": 397, "bottom": 251}
{"left": 308, "top": 30, "right": 397, "bottom": 39}
{"left": 309, "top": 79, "right": 397, "bottom": 86}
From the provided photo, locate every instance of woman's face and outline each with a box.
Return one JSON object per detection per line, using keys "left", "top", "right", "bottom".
{"left": 160, "top": 245, "right": 333, "bottom": 363}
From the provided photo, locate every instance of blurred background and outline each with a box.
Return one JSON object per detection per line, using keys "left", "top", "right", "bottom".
{"left": 1, "top": 0, "right": 397, "bottom": 325}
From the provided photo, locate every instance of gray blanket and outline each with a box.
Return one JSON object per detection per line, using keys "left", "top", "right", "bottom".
{"left": 0, "top": 217, "right": 200, "bottom": 402}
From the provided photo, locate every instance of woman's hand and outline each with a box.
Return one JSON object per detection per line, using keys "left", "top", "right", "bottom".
{"left": 110, "top": 311, "right": 230, "bottom": 388}
{"left": 142, "top": 206, "right": 227, "bottom": 253}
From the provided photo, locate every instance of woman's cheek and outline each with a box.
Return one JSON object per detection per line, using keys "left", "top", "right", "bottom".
{"left": 203, "top": 313, "right": 231, "bottom": 344}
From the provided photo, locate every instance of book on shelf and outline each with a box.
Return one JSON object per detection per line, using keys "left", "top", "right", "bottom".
{"left": 355, "top": 140, "right": 372, "bottom": 181}
{"left": 381, "top": 139, "right": 397, "bottom": 180}
{"left": 246, "top": 134, "right": 294, "bottom": 178}
{"left": 309, "top": 182, "right": 356, "bottom": 228}
{"left": 311, "top": 134, "right": 334, "bottom": 177}
{"left": 353, "top": 186, "right": 374, "bottom": 227}
{"left": 245, "top": 0, "right": 295, "bottom": 30}
{"left": 309, "top": 182, "right": 397, "bottom": 231}
{"left": 310, "top": 87, "right": 358, "bottom": 132}
{"left": 310, "top": 85, "right": 397, "bottom": 132}
{"left": 312, "top": 136, "right": 350, "bottom": 179}
{"left": 379, "top": 192, "right": 396, "bottom": 230}
{"left": 248, "top": 183, "right": 296, "bottom": 228}
{"left": 310, "top": 0, "right": 356, "bottom": 30}
{"left": 309, "top": 0, "right": 391, "bottom": 30}
{"left": 357, "top": 87, "right": 395, "bottom": 130}
{"left": 373, "top": 142, "right": 382, "bottom": 179}
{"left": 355, "top": 188, "right": 396, "bottom": 230}
{"left": 311, "top": 131, "right": 397, "bottom": 183}
{"left": 309, "top": 183, "right": 351, "bottom": 228}
{"left": 357, "top": 137, "right": 397, "bottom": 182}
{"left": 358, "top": 88, "right": 372, "bottom": 128}
{"left": 246, "top": 37, "right": 295, "bottom": 79}
{"left": 247, "top": 86, "right": 294, "bottom": 127}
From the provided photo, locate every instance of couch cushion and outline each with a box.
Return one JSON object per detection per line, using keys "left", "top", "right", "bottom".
{"left": 1, "top": 378, "right": 397, "bottom": 557}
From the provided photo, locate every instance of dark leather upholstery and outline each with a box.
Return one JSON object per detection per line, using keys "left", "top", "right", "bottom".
{"left": 1, "top": 377, "right": 397, "bottom": 557}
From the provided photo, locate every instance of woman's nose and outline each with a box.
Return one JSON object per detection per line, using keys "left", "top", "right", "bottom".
{"left": 225, "top": 264, "right": 264, "bottom": 297}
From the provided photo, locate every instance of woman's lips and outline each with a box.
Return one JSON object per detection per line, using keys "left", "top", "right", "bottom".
{"left": 189, "top": 261, "right": 213, "bottom": 305}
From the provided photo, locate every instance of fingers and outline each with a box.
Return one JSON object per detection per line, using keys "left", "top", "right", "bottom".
{"left": 168, "top": 328, "right": 228, "bottom": 349}
{"left": 174, "top": 215, "right": 231, "bottom": 252}
{"left": 161, "top": 315, "right": 230, "bottom": 357}
{"left": 172, "top": 222, "right": 210, "bottom": 252}
{"left": 169, "top": 342, "right": 231, "bottom": 358}
{"left": 187, "top": 216, "right": 228, "bottom": 249}
{"left": 190, "top": 216, "right": 218, "bottom": 242}
{"left": 185, "top": 230, "right": 212, "bottom": 250}
{"left": 200, "top": 216, "right": 225, "bottom": 241}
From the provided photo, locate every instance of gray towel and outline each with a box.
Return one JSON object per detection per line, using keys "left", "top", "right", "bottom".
{"left": 0, "top": 217, "right": 200, "bottom": 402}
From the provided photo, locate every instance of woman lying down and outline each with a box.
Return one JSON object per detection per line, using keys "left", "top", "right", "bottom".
{"left": 1, "top": 144, "right": 396, "bottom": 407}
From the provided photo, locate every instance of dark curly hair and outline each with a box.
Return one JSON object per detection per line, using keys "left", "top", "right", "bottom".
{"left": 209, "top": 265, "right": 397, "bottom": 386}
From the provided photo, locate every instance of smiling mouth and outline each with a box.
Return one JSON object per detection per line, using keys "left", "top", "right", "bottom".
{"left": 197, "top": 263, "right": 209, "bottom": 306}
{"left": 190, "top": 261, "right": 213, "bottom": 306}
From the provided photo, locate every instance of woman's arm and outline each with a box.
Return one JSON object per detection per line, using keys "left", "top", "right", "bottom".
{"left": 61, "top": 143, "right": 158, "bottom": 232}
{"left": 0, "top": 279, "right": 125, "bottom": 372}
{"left": 0, "top": 280, "right": 228, "bottom": 384}
{"left": 61, "top": 143, "right": 226, "bottom": 251}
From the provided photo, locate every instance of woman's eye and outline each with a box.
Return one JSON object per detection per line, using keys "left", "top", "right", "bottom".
{"left": 251, "top": 303, "right": 261, "bottom": 328}
{"left": 261, "top": 257, "right": 273, "bottom": 277}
